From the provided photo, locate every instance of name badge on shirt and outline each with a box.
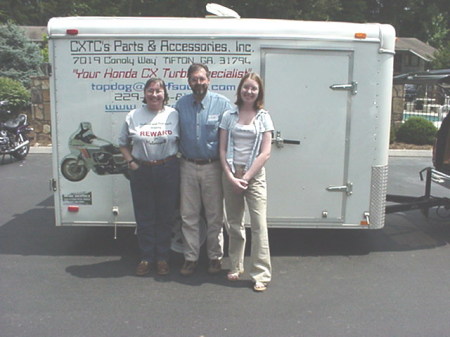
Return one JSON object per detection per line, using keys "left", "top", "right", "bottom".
{"left": 207, "top": 114, "right": 219, "bottom": 124}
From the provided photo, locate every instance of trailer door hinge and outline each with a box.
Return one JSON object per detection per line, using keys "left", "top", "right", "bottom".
{"left": 326, "top": 182, "right": 353, "bottom": 196}
{"left": 49, "top": 178, "right": 57, "bottom": 192}
{"left": 330, "top": 81, "right": 358, "bottom": 95}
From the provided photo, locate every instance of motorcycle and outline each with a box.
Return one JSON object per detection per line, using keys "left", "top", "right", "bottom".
{"left": 0, "top": 100, "right": 33, "bottom": 161}
{"left": 61, "top": 121, "right": 129, "bottom": 182}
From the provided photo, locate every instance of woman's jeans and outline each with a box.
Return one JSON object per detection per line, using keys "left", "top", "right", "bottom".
{"left": 130, "top": 158, "right": 180, "bottom": 263}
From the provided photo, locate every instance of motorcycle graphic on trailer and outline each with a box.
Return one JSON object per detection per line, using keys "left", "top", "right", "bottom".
{"left": 61, "top": 122, "right": 129, "bottom": 182}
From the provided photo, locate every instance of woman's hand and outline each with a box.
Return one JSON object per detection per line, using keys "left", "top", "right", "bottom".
{"left": 229, "top": 176, "right": 248, "bottom": 194}
{"left": 128, "top": 161, "right": 140, "bottom": 171}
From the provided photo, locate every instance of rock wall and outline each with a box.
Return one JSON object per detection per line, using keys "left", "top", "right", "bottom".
{"left": 392, "top": 84, "right": 404, "bottom": 126}
{"left": 29, "top": 76, "right": 51, "bottom": 146}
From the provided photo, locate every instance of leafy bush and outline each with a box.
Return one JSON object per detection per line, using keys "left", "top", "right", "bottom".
{"left": 396, "top": 117, "right": 437, "bottom": 145}
{"left": 41, "top": 34, "right": 49, "bottom": 63}
{"left": 0, "top": 77, "right": 30, "bottom": 114}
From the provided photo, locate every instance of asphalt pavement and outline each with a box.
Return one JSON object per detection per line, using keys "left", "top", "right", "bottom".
{"left": 1, "top": 152, "right": 450, "bottom": 337}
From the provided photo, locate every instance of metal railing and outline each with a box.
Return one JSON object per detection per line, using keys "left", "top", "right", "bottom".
{"left": 400, "top": 84, "right": 450, "bottom": 128}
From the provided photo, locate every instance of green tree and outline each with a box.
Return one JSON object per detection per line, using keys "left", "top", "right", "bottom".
{"left": 425, "top": 12, "right": 449, "bottom": 48}
{"left": 0, "top": 22, "right": 43, "bottom": 87}
{"left": 296, "top": 0, "right": 342, "bottom": 20}
{"left": 1, "top": 0, "right": 449, "bottom": 52}
{"left": 335, "top": 0, "right": 367, "bottom": 22}
{"left": 366, "top": 0, "right": 449, "bottom": 49}
{"left": 431, "top": 42, "right": 450, "bottom": 69}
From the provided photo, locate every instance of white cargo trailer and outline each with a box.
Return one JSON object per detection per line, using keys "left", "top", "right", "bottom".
{"left": 48, "top": 16, "right": 395, "bottom": 233}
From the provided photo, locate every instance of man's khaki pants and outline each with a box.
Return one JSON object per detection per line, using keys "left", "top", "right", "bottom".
{"left": 180, "top": 159, "right": 224, "bottom": 261}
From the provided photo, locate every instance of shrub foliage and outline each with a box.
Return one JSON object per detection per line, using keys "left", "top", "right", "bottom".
{"left": 0, "top": 77, "right": 30, "bottom": 114}
{"left": 396, "top": 117, "right": 437, "bottom": 145}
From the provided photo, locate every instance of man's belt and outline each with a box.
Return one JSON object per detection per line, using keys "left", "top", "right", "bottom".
{"left": 182, "top": 156, "right": 218, "bottom": 165}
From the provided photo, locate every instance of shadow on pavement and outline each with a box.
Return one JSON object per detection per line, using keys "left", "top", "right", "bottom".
{"left": 269, "top": 209, "right": 450, "bottom": 257}
{"left": 0, "top": 155, "right": 20, "bottom": 165}
{"left": 0, "top": 196, "right": 138, "bottom": 257}
{"left": 2, "top": 195, "right": 450, "bottom": 280}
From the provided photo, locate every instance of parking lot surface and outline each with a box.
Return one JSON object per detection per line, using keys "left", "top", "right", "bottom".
{"left": 1, "top": 154, "right": 450, "bottom": 337}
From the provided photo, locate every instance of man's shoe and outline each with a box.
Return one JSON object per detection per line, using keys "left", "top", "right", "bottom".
{"left": 180, "top": 260, "right": 197, "bottom": 276}
{"left": 136, "top": 260, "right": 151, "bottom": 276}
{"left": 157, "top": 260, "right": 170, "bottom": 275}
{"left": 208, "top": 259, "right": 222, "bottom": 274}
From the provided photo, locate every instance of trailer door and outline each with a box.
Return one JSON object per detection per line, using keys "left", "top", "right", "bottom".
{"left": 263, "top": 48, "right": 353, "bottom": 227}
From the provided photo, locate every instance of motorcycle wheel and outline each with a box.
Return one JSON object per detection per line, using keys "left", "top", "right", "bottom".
{"left": 61, "top": 158, "right": 88, "bottom": 182}
{"left": 12, "top": 134, "right": 30, "bottom": 160}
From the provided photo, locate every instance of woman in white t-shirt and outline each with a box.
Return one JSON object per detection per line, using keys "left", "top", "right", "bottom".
{"left": 118, "top": 78, "right": 179, "bottom": 276}
{"left": 219, "top": 73, "right": 274, "bottom": 292}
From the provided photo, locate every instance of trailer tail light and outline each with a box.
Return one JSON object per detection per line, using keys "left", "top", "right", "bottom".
{"left": 355, "top": 33, "right": 367, "bottom": 39}
{"left": 66, "top": 29, "right": 79, "bottom": 35}
{"left": 68, "top": 205, "right": 79, "bottom": 212}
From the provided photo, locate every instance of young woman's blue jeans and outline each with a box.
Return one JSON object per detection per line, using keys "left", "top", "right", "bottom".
{"left": 129, "top": 158, "right": 180, "bottom": 263}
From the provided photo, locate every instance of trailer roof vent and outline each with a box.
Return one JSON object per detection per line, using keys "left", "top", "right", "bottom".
{"left": 206, "top": 3, "right": 240, "bottom": 18}
{"left": 66, "top": 29, "right": 79, "bottom": 35}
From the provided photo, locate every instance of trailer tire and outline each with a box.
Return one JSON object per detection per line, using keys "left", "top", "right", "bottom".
{"left": 61, "top": 158, "right": 88, "bottom": 182}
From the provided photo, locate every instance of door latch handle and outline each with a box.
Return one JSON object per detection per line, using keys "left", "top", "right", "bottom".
{"left": 275, "top": 131, "right": 284, "bottom": 148}
{"left": 273, "top": 131, "right": 301, "bottom": 148}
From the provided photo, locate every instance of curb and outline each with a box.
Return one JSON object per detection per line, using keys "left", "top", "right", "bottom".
{"left": 29, "top": 147, "right": 432, "bottom": 157}
{"left": 30, "top": 146, "right": 52, "bottom": 154}
{"left": 388, "top": 149, "right": 432, "bottom": 157}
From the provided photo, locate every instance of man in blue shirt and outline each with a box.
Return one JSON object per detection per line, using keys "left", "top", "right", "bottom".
{"left": 176, "top": 63, "right": 232, "bottom": 276}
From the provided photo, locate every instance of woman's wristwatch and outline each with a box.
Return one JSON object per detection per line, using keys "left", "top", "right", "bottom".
{"left": 128, "top": 158, "right": 137, "bottom": 165}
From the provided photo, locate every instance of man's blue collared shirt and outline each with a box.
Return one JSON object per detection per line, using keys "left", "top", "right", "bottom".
{"left": 176, "top": 91, "right": 232, "bottom": 160}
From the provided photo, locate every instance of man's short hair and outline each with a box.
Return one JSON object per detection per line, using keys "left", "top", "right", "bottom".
{"left": 187, "top": 63, "right": 210, "bottom": 79}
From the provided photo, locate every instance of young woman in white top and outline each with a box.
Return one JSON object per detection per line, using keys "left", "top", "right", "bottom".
{"left": 219, "top": 72, "right": 274, "bottom": 292}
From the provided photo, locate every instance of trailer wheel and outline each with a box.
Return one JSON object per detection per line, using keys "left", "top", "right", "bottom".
{"left": 61, "top": 158, "right": 88, "bottom": 182}
{"left": 171, "top": 212, "right": 207, "bottom": 253}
